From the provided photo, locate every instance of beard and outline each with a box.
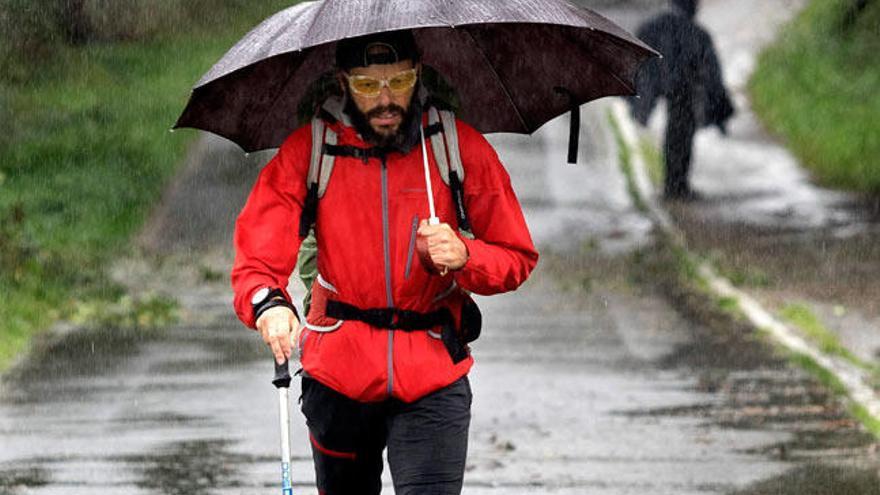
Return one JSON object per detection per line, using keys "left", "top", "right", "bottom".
{"left": 345, "top": 95, "right": 421, "bottom": 151}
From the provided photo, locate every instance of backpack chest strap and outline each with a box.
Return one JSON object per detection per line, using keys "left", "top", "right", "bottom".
{"left": 299, "top": 108, "right": 472, "bottom": 240}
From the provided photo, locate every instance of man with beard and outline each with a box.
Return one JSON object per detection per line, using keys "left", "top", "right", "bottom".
{"left": 231, "top": 30, "right": 538, "bottom": 494}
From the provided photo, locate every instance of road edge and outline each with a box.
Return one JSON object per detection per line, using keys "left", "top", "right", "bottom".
{"left": 608, "top": 100, "right": 880, "bottom": 436}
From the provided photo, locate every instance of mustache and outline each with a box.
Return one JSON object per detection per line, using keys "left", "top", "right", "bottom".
{"left": 366, "top": 104, "right": 406, "bottom": 121}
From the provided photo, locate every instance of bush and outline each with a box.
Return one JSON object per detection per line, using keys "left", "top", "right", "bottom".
{"left": 749, "top": 0, "right": 880, "bottom": 195}
{"left": 0, "top": 1, "right": 65, "bottom": 78}
{"left": 75, "top": 0, "right": 252, "bottom": 42}
{"left": 0, "top": 0, "right": 296, "bottom": 371}
{"left": 0, "top": 204, "right": 34, "bottom": 281}
{"left": 0, "top": 0, "right": 260, "bottom": 82}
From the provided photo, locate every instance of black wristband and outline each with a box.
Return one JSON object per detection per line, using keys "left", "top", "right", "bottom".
{"left": 253, "top": 289, "right": 300, "bottom": 324}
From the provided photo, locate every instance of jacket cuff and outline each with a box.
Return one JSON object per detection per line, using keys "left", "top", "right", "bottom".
{"left": 254, "top": 298, "right": 300, "bottom": 326}
{"left": 250, "top": 287, "right": 299, "bottom": 327}
{"left": 454, "top": 236, "right": 489, "bottom": 284}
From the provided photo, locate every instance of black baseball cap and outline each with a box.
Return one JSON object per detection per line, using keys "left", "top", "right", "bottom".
{"left": 335, "top": 30, "right": 420, "bottom": 70}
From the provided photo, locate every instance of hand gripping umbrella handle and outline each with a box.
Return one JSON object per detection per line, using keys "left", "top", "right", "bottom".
{"left": 273, "top": 359, "right": 294, "bottom": 495}
{"left": 417, "top": 124, "right": 446, "bottom": 274}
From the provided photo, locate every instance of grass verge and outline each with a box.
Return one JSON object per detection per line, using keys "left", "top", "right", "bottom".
{"left": 611, "top": 103, "right": 880, "bottom": 439}
{"left": 749, "top": 0, "right": 880, "bottom": 196}
{"left": 779, "top": 303, "right": 871, "bottom": 370}
{"left": 0, "top": 2, "right": 295, "bottom": 371}
{"left": 638, "top": 135, "right": 663, "bottom": 187}
{"left": 606, "top": 111, "right": 648, "bottom": 213}
{"left": 789, "top": 351, "right": 880, "bottom": 439}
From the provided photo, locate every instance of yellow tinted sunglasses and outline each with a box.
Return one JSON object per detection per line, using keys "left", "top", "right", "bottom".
{"left": 345, "top": 68, "right": 418, "bottom": 97}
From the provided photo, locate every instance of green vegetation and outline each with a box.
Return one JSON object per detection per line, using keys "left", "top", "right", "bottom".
{"left": 781, "top": 304, "right": 849, "bottom": 357}
{"left": 637, "top": 135, "right": 663, "bottom": 187}
{"left": 716, "top": 296, "right": 738, "bottom": 312}
{"left": 780, "top": 302, "right": 878, "bottom": 374}
{"left": 789, "top": 351, "right": 880, "bottom": 439}
{"left": 701, "top": 250, "right": 772, "bottom": 288}
{"left": 607, "top": 111, "right": 649, "bottom": 213}
{"left": 851, "top": 403, "right": 880, "bottom": 439}
{"left": 749, "top": 0, "right": 880, "bottom": 195}
{"left": 788, "top": 352, "right": 849, "bottom": 395}
{"left": 0, "top": 1, "right": 296, "bottom": 370}
{"left": 70, "top": 293, "right": 179, "bottom": 330}
{"left": 719, "top": 265, "right": 771, "bottom": 288}
{"left": 611, "top": 105, "right": 880, "bottom": 439}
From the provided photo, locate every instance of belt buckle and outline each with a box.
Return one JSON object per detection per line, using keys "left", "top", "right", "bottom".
{"left": 388, "top": 310, "right": 400, "bottom": 330}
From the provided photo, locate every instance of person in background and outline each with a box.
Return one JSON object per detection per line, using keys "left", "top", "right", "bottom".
{"left": 629, "top": 0, "right": 734, "bottom": 200}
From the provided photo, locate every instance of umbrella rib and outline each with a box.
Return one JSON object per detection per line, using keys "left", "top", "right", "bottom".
{"left": 302, "top": 0, "right": 336, "bottom": 50}
{"left": 249, "top": 56, "right": 302, "bottom": 151}
{"left": 568, "top": 30, "right": 638, "bottom": 95}
{"left": 460, "top": 28, "right": 530, "bottom": 132}
{"left": 587, "top": 52, "right": 634, "bottom": 95}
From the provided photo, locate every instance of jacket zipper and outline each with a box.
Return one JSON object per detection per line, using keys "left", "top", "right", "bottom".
{"left": 404, "top": 215, "right": 419, "bottom": 279}
{"left": 380, "top": 156, "right": 395, "bottom": 397}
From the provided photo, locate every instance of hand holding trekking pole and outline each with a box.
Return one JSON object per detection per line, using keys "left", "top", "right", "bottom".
{"left": 257, "top": 307, "right": 301, "bottom": 365}
{"left": 261, "top": 303, "right": 300, "bottom": 495}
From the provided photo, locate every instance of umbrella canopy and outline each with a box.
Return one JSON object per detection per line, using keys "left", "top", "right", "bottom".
{"left": 175, "top": 0, "right": 658, "bottom": 152}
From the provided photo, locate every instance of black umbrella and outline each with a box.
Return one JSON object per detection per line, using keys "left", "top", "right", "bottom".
{"left": 175, "top": 0, "right": 658, "bottom": 159}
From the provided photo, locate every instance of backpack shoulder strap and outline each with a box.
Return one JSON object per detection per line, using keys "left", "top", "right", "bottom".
{"left": 298, "top": 117, "right": 337, "bottom": 239}
{"left": 307, "top": 117, "right": 325, "bottom": 188}
{"left": 438, "top": 109, "right": 465, "bottom": 183}
{"left": 317, "top": 125, "right": 337, "bottom": 198}
{"left": 426, "top": 107, "right": 472, "bottom": 235}
{"left": 427, "top": 107, "right": 450, "bottom": 186}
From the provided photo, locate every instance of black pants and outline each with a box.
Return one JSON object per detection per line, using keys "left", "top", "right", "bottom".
{"left": 664, "top": 98, "right": 698, "bottom": 198}
{"left": 300, "top": 376, "right": 472, "bottom": 495}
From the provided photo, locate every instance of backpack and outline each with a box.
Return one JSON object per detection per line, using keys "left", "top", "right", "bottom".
{"left": 296, "top": 100, "right": 471, "bottom": 314}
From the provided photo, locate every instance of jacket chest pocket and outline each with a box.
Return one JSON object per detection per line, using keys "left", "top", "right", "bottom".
{"left": 392, "top": 185, "right": 455, "bottom": 227}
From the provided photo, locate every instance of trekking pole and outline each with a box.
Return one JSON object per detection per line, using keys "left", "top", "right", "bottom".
{"left": 272, "top": 358, "right": 293, "bottom": 495}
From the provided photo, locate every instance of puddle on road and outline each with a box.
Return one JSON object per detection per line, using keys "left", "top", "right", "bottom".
{"left": 545, "top": 239, "right": 880, "bottom": 492}
{"left": 156, "top": 324, "right": 267, "bottom": 372}
{"left": 1, "top": 325, "right": 165, "bottom": 404}
{"left": 731, "top": 464, "right": 880, "bottom": 495}
{"left": 668, "top": 203, "right": 880, "bottom": 368}
{"left": 640, "top": 242, "right": 875, "bottom": 437}
{"left": 0, "top": 466, "right": 49, "bottom": 494}
{"left": 671, "top": 213, "right": 880, "bottom": 318}
{"left": 128, "top": 439, "right": 246, "bottom": 495}
{"left": 1, "top": 311, "right": 263, "bottom": 405}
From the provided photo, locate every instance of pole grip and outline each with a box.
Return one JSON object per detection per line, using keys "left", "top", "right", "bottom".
{"left": 272, "top": 359, "right": 291, "bottom": 389}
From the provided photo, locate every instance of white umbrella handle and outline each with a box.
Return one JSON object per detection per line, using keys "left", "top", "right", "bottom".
{"left": 419, "top": 125, "right": 440, "bottom": 225}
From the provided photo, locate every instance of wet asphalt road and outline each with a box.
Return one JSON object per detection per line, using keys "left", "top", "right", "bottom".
{"left": 4, "top": 106, "right": 876, "bottom": 494}
{"left": 2, "top": 2, "right": 879, "bottom": 494}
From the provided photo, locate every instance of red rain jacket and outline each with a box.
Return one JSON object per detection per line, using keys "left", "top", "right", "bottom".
{"left": 232, "top": 114, "right": 538, "bottom": 403}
